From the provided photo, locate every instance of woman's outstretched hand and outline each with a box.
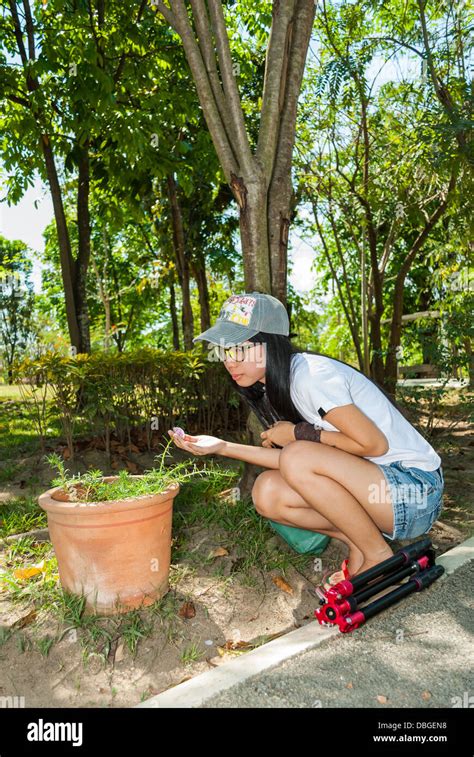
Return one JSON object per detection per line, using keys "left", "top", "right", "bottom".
{"left": 167, "top": 429, "right": 226, "bottom": 456}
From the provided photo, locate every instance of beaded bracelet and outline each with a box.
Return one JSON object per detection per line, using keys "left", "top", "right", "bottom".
{"left": 294, "top": 422, "right": 322, "bottom": 443}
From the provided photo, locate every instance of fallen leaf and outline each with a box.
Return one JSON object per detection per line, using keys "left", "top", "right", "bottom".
{"left": 346, "top": 682, "right": 353, "bottom": 689}
{"left": 14, "top": 561, "right": 45, "bottom": 580}
{"left": 178, "top": 601, "right": 196, "bottom": 619}
{"left": 209, "top": 546, "right": 229, "bottom": 558}
{"left": 125, "top": 459, "right": 139, "bottom": 473}
{"left": 421, "top": 690, "right": 432, "bottom": 701}
{"left": 223, "top": 639, "right": 252, "bottom": 650}
{"left": 216, "top": 641, "right": 251, "bottom": 656}
{"left": 114, "top": 643, "right": 125, "bottom": 663}
{"left": 62, "top": 448, "right": 71, "bottom": 460}
{"left": 272, "top": 576, "right": 294, "bottom": 595}
{"left": 376, "top": 695, "right": 388, "bottom": 704}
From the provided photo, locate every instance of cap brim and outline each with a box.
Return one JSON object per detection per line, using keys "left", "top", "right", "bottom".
{"left": 192, "top": 321, "right": 259, "bottom": 347}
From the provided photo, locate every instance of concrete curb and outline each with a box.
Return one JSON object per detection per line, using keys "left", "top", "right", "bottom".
{"left": 435, "top": 535, "right": 474, "bottom": 575}
{"left": 136, "top": 535, "right": 474, "bottom": 709}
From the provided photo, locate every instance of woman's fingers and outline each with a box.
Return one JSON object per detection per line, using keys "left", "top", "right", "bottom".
{"left": 168, "top": 429, "right": 198, "bottom": 444}
{"left": 168, "top": 429, "right": 202, "bottom": 455}
{"left": 168, "top": 430, "right": 186, "bottom": 449}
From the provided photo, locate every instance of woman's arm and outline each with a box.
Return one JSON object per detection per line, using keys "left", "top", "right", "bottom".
{"left": 220, "top": 441, "right": 281, "bottom": 469}
{"left": 319, "top": 404, "right": 389, "bottom": 457}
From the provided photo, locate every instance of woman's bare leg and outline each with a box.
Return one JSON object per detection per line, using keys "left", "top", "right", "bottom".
{"left": 252, "top": 469, "right": 367, "bottom": 579}
{"left": 277, "top": 441, "right": 394, "bottom": 576}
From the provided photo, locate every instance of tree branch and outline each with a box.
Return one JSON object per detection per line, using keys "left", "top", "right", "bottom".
{"left": 417, "top": 0, "right": 470, "bottom": 160}
{"left": 188, "top": 0, "right": 238, "bottom": 152}
{"left": 256, "top": 0, "right": 297, "bottom": 179}
{"left": 22, "top": 0, "right": 35, "bottom": 60}
{"left": 312, "top": 200, "right": 363, "bottom": 366}
{"left": 206, "top": 0, "right": 253, "bottom": 175}
{"left": 154, "top": 0, "right": 240, "bottom": 182}
{"left": 8, "top": 1, "right": 28, "bottom": 66}
{"left": 399, "top": 172, "right": 457, "bottom": 279}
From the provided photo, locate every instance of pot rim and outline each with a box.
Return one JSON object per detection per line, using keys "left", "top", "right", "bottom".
{"left": 38, "top": 475, "right": 180, "bottom": 513}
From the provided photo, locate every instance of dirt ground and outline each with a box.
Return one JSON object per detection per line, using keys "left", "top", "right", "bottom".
{"left": 0, "top": 399, "right": 472, "bottom": 708}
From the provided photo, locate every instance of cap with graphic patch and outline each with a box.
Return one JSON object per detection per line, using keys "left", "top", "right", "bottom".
{"left": 192, "top": 292, "right": 290, "bottom": 347}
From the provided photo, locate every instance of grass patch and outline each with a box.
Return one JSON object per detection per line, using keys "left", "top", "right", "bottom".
{"left": 0, "top": 397, "right": 61, "bottom": 461}
{"left": 0, "top": 385, "right": 30, "bottom": 400}
{"left": 0, "top": 462, "right": 22, "bottom": 483}
{"left": 173, "top": 477, "right": 313, "bottom": 580}
{"left": 0, "top": 497, "right": 48, "bottom": 537}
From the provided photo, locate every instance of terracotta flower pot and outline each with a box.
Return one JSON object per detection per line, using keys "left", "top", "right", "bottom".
{"left": 38, "top": 476, "right": 179, "bottom": 615}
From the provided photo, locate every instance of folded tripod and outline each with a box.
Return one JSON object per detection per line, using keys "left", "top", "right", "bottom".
{"left": 315, "top": 536, "right": 444, "bottom": 633}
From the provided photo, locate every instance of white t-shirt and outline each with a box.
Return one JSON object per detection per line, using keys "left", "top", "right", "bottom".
{"left": 289, "top": 352, "right": 441, "bottom": 471}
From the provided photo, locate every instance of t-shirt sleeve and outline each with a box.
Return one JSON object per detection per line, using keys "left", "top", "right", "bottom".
{"left": 292, "top": 360, "right": 353, "bottom": 422}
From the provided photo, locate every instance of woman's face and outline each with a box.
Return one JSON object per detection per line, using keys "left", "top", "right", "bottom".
{"left": 220, "top": 340, "right": 266, "bottom": 385}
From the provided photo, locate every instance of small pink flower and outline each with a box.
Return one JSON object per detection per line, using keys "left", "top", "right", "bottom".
{"left": 172, "top": 427, "right": 185, "bottom": 438}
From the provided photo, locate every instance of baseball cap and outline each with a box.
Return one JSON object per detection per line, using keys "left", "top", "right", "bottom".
{"left": 192, "top": 292, "right": 290, "bottom": 347}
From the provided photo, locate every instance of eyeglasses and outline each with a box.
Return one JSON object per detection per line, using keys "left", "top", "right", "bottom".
{"left": 211, "top": 343, "right": 257, "bottom": 362}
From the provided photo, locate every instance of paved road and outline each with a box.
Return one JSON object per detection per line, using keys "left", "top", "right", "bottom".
{"left": 200, "top": 561, "right": 474, "bottom": 708}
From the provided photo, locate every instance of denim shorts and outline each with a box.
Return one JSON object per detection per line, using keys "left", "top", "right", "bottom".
{"left": 375, "top": 461, "right": 444, "bottom": 541}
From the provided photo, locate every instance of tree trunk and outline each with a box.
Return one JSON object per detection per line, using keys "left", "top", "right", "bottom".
{"left": 464, "top": 337, "right": 474, "bottom": 388}
{"left": 40, "top": 136, "right": 82, "bottom": 352}
{"left": 191, "top": 252, "right": 211, "bottom": 334}
{"left": 230, "top": 170, "right": 271, "bottom": 293}
{"left": 75, "top": 144, "right": 92, "bottom": 354}
{"left": 169, "top": 281, "right": 180, "bottom": 350}
{"left": 90, "top": 256, "right": 111, "bottom": 350}
{"left": 384, "top": 280, "right": 404, "bottom": 395}
{"left": 167, "top": 174, "right": 195, "bottom": 350}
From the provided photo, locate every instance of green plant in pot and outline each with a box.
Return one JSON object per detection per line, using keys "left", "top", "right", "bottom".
{"left": 39, "top": 438, "right": 212, "bottom": 616}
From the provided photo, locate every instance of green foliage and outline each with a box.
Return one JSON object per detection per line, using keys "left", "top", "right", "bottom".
{"left": 13, "top": 346, "right": 245, "bottom": 452}
{"left": 294, "top": 0, "right": 472, "bottom": 379}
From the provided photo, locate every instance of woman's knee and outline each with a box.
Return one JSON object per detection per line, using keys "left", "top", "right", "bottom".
{"left": 279, "top": 440, "right": 312, "bottom": 483}
{"left": 251, "top": 470, "right": 280, "bottom": 518}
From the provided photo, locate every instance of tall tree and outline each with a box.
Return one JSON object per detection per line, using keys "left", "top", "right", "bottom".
{"left": 151, "top": 0, "right": 316, "bottom": 305}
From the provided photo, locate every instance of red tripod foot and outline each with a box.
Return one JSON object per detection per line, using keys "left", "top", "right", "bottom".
{"left": 322, "top": 558, "right": 351, "bottom": 592}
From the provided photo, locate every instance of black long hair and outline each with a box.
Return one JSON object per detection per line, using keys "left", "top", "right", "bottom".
{"left": 227, "top": 331, "right": 409, "bottom": 433}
